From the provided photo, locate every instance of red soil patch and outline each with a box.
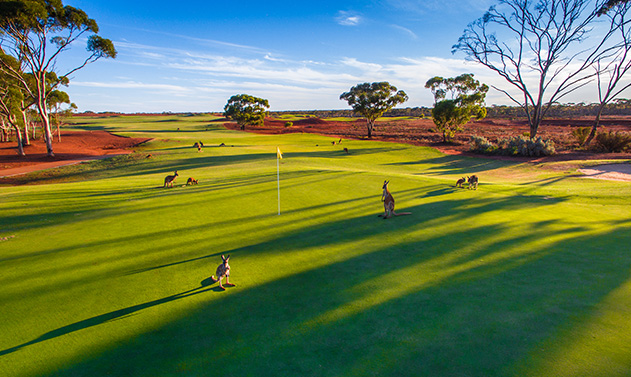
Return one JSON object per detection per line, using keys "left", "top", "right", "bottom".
{"left": 0, "top": 131, "right": 150, "bottom": 177}
{"left": 225, "top": 116, "right": 631, "bottom": 162}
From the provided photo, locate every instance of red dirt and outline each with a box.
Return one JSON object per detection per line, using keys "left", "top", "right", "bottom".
{"left": 1, "top": 116, "right": 630, "bottom": 180}
{"left": 0, "top": 131, "right": 150, "bottom": 177}
{"left": 225, "top": 116, "right": 631, "bottom": 162}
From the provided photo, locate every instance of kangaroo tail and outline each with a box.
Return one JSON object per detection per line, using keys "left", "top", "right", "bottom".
{"left": 393, "top": 212, "right": 412, "bottom": 216}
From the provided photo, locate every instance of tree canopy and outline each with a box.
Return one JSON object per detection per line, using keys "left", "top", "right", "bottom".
{"left": 0, "top": 0, "right": 116, "bottom": 156}
{"left": 340, "top": 82, "right": 408, "bottom": 138}
{"left": 425, "top": 74, "right": 488, "bottom": 142}
{"left": 223, "top": 94, "right": 270, "bottom": 130}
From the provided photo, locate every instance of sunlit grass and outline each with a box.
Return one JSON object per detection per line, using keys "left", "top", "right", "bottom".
{"left": 1, "top": 115, "right": 631, "bottom": 376}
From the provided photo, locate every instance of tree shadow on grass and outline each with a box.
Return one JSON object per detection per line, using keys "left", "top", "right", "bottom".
{"left": 387, "top": 154, "right": 516, "bottom": 175}
{"left": 8, "top": 182, "right": 622, "bottom": 376}
{"left": 38, "top": 212, "right": 631, "bottom": 377}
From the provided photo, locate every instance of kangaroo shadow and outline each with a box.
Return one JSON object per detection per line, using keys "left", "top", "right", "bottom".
{"left": 0, "top": 282, "right": 223, "bottom": 357}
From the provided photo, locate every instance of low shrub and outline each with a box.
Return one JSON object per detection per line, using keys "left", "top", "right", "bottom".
{"left": 571, "top": 127, "right": 591, "bottom": 147}
{"left": 499, "top": 135, "right": 556, "bottom": 157}
{"left": 468, "top": 134, "right": 556, "bottom": 157}
{"left": 594, "top": 130, "right": 631, "bottom": 153}
{"left": 284, "top": 122, "right": 293, "bottom": 128}
{"left": 469, "top": 135, "right": 498, "bottom": 154}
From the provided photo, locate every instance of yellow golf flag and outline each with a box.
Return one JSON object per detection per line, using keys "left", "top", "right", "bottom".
{"left": 277, "top": 147, "right": 283, "bottom": 159}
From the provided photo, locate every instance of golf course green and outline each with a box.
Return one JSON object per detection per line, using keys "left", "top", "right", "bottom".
{"left": 1, "top": 114, "right": 630, "bottom": 376}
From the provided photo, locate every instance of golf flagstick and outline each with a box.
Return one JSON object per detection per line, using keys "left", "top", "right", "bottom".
{"left": 276, "top": 147, "right": 282, "bottom": 215}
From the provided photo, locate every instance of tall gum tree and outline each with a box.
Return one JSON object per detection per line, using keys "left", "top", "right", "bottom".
{"left": 453, "top": 0, "right": 619, "bottom": 139}
{"left": 340, "top": 82, "right": 408, "bottom": 138}
{"left": 0, "top": 0, "right": 116, "bottom": 157}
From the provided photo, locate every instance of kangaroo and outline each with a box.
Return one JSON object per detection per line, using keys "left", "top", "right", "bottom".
{"left": 378, "top": 180, "right": 412, "bottom": 219}
{"left": 456, "top": 177, "right": 466, "bottom": 188}
{"left": 211, "top": 255, "right": 235, "bottom": 290}
{"left": 343, "top": 147, "right": 349, "bottom": 154}
{"left": 468, "top": 175, "right": 479, "bottom": 190}
{"left": 186, "top": 177, "right": 198, "bottom": 185}
{"left": 163, "top": 171, "right": 178, "bottom": 188}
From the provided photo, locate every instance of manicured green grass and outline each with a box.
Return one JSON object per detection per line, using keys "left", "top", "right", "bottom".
{"left": 1, "top": 115, "right": 631, "bottom": 376}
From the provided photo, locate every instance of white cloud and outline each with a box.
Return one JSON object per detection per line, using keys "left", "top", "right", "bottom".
{"left": 336, "top": 11, "right": 362, "bottom": 26}
{"left": 391, "top": 24, "right": 418, "bottom": 39}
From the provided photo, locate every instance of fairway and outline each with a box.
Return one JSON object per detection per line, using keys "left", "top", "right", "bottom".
{"left": 2, "top": 115, "right": 631, "bottom": 377}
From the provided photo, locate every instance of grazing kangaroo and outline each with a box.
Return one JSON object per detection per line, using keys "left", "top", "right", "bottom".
{"left": 343, "top": 147, "right": 349, "bottom": 154}
{"left": 456, "top": 177, "right": 466, "bottom": 188}
{"left": 211, "top": 255, "right": 235, "bottom": 290}
{"left": 378, "top": 180, "right": 412, "bottom": 219}
{"left": 186, "top": 177, "right": 198, "bottom": 185}
{"left": 468, "top": 175, "right": 479, "bottom": 190}
{"left": 163, "top": 171, "right": 178, "bottom": 188}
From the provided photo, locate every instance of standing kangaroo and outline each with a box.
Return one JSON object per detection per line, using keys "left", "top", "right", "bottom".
{"left": 211, "top": 255, "right": 235, "bottom": 290}
{"left": 468, "top": 175, "right": 479, "bottom": 190}
{"left": 163, "top": 171, "right": 178, "bottom": 188}
{"left": 379, "top": 180, "right": 412, "bottom": 219}
{"left": 456, "top": 177, "right": 466, "bottom": 188}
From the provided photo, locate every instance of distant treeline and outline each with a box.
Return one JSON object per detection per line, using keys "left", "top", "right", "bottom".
{"left": 79, "top": 100, "right": 631, "bottom": 119}
{"left": 270, "top": 101, "right": 631, "bottom": 119}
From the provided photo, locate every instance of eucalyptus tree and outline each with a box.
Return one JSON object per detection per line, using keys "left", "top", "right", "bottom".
{"left": 223, "top": 94, "right": 270, "bottom": 130}
{"left": 0, "top": 55, "right": 26, "bottom": 155}
{"left": 340, "top": 82, "right": 408, "bottom": 138}
{"left": 0, "top": 0, "right": 116, "bottom": 157}
{"left": 453, "top": 0, "right": 619, "bottom": 139}
{"left": 425, "top": 74, "right": 488, "bottom": 142}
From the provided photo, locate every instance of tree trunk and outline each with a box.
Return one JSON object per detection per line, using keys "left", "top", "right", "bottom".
{"left": 9, "top": 117, "right": 25, "bottom": 156}
{"left": 584, "top": 103, "right": 606, "bottom": 146}
{"left": 366, "top": 119, "right": 374, "bottom": 138}
{"left": 37, "top": 101, "right": 55, "bottom": 157}
{"left": 21, "top": 110, "right": 30, "bottom": 146}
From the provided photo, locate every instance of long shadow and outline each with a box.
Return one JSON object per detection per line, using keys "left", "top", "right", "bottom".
{"left": 387, "top": 154, "right": 517, "bottom": 175}
{"left": 0, "top": 282, "right": 221, "bottom": 357}
{"left": 40, "top": 216, "right": 631, "bottom": 377}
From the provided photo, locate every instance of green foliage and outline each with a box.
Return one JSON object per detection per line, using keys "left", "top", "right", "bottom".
{"left": 469, "top": 135, "right": 498, "bottom": 154}
{"left": 500, "top": 135, "right": 556, "bottom": 156}
{"left": 223, "top": 94, "right": 270, "bottom": 130}
{"left": 284, "top": 121, "right": 293, "bottom": 127}
{"left": 571, "top": 127, "right": 591, "bottom": 147}
{"left": 87, "top": 35, "right": 118, "bottom": 59}
{"left": 340, "top": 82, "right": 408, "bottom": 138}
{"left": 0, "top": 0, "right": 115, "bottom": 156}
{"left": 594, "top": 130, "right": 631, "bottom": 152}
{"left": 468, "top": 134, "right": 556, "bottom": 156}
{"left": 426, "top": 74, "right": 488, "bottom": 142}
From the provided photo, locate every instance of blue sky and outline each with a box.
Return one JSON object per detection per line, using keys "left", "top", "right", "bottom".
{"left": 56, "top": 0, "right": 600, "bottom": 113}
